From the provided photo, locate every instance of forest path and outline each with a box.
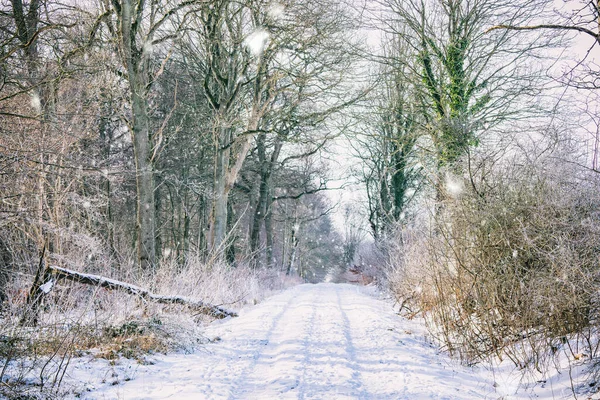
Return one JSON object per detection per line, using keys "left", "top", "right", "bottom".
{"left": 91, "top": 283, "right": 496, "bottom": 399}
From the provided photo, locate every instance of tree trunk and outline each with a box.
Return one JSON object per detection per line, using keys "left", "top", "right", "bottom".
{"left": 0, "top": 238, "right": 11, "bottom": 304}
{"left": 182, "top": 169, "right": 191, "bottom": 265}
{"left": 264, "top": 194, "right": 275, "bottom": 268}
{"left": 43, "top": 265, "right": 237, "bottom": 318}
{"left": 226, "top": 200, "right": 236, "bottom": 266}
{"left": 250, "top": 135, "right": 281, "bottom": 268}
{"left": 391, "top": 141, "right": 409, "bottom": 221}
{"left": 119, "top": 0, "right": 156, "bottom": 269}
{"left": 155, "top": 175, "right": 163, "bottom": 262}
{"left": 99, "top": 88, "right": 116, "bottom": 256}
{"left": 211, "top": 109, "right": 259, "bottom": 254}
{"left": 286, "top": 220, "right": 299, "bottom": 275}
{"left": 249, "top": 134, "right": 269, "bottom": 263}
{"left": 210, "top": 127, "right": 231, "bottom": 253}
{"left": 263, "top": 140, "right": 282, "bottom": 268}
{"left": 130, "top": 80, "right": 156, "bottom": 269}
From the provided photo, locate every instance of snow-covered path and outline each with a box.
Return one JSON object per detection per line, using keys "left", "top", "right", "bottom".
{"left": 90, "top": 283, "right": 497, "bottom": 399}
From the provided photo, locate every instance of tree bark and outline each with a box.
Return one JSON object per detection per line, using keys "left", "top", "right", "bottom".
{"left": 210, "top": 127, "right": 231, "bottom": 253}
{"left": 250, "top": 135, "right": 281, "bottom": 267}
{"left": 249, "top": 133, "right": 269, "bottom": 262}
{"left": 264, "top": 194, "right": 275, "bottom": 268}
{"left": 118, "top": 0, "right": 156, "bottom": 269}
{"left": 226, "top": 200, "right": 236, "bottom": 265}
{"left": 286, "top": 220, "right": 299, "bottom": 275}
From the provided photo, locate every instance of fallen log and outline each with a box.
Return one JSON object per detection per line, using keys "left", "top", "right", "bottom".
{"left": 46, "top": 265, "right": 238, "bottom": 319}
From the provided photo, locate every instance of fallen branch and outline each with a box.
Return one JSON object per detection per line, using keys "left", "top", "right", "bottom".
{"left": 47, "top": 266, "right": 237, "bottom": 319}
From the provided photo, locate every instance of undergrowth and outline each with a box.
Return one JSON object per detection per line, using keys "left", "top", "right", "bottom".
{"left": 388, "top": 158, "right": 600, "bottom": 374}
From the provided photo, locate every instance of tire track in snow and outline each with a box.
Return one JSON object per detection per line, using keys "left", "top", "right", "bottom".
{"left": 224, "top": 290, "right": 302, "bottom": 400}
{"left": 336, "top": 285, "right": 369, "bottom": 399}
{"left": 295, "top": 292, "right": 317, "bottom": 400}
{"left": 295, "top": 285, "right": 368, "bottom": 399}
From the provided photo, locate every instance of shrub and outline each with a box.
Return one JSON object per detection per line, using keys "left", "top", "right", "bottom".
{"left": 389, "top": 161, "right": 600, "bottom": 368}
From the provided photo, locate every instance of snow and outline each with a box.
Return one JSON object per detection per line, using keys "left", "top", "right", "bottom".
{"left": 19, "top": 283, "right": 599, "bottom": 399}
{"left": 244, "top": 29, "right": 269, "bottom": 57}
{"left": 268, "top": 3, "right": 285, "bottom": 20}
{"left": 445, "top": 173, "right": 464, "bottom": 197}
{"left": 39, "top": 279, "right": 54, "bottom": 294}
{"left": 30, "top": 93, "right": 41, "bottom": 112}
{"left": 72, "top": 283, "right": 499, "bottom": 399}
{"left": 143, "top": 41, "right": 154, "bottom": 55}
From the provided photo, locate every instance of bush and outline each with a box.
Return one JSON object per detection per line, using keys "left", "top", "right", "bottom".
{"left": 389, "top": 161, "right": 600, "bottom": 368}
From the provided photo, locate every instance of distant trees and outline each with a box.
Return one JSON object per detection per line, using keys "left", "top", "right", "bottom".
{"left": 0, "top": 0, "right": 362, "bottom": 297}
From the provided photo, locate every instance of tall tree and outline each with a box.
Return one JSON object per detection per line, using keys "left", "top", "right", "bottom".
{"left": 103, "top": 0, "right": 193, "bottom": 269}
{"left": 180, "top": 0, "right": 264, "bottom": 255}
{"left": 353, "top": 35, "right": 422, "bottom": 238}
{"left": 180, "top": 0, "right": 362, "bottom": 261}
{"left": 376, "top": 0, "right": 548, "bottom": 175}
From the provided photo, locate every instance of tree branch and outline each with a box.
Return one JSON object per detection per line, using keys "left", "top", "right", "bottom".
{"left": 487, "top": 24, "right": 600, "bottom": 43}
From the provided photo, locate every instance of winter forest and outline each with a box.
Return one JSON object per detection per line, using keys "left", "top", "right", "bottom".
{"left": 3, "top": 0, "right": 600, "bottom": 398}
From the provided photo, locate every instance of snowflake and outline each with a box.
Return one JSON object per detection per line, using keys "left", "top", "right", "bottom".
{"left": 244, "top": 29, "right": 269, "bottom": 57}
{"left": 445, "top": 173, "right": 463, "bottom": 197}
{"left": 30, "top": 93, "right": 41, "bottom": 113}
{"left": 268, "top": 2, "right": 285, "bottom": 19}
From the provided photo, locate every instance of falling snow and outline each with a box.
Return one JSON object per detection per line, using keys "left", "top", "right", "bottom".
{"left": 444, "top": 173, "right": 463, "bottom": 197}
{"left": 30, "top": 93, "right": 41, "bottom": 112}
{"left": 143, "top": 41, "right": 154, "bottom": 55}
{"left": 268, "top": 2, "right": 285, "bottom": 19}
{"left": 244, "top": 29, "right": 269, "bottom": 56}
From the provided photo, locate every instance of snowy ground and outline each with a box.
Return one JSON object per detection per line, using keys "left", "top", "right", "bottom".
{"left": 58, "top": 283, "right": 599, "bottom": 399}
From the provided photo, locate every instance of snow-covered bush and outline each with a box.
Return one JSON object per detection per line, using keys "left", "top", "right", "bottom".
{"left": 389, "top": 160, "right": 600, "bottom": 368}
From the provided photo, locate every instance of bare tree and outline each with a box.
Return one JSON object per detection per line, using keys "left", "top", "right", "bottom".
{"left": 178, "top": 0, "right": 362, "bottom": 262}
{"left": 0, "top": 0, "right": 106, "bottom": 300}
{"left": 352, "top": 34, "right": 423, "bottom": 239}
{"left": 488, "top": 1, "right": 600, "bottom": 90}
{"left": 101, "top": 0, "right": 194, "bottom": 269}
{"left": 374, "top": 0, "right": 550, "bottom": 176}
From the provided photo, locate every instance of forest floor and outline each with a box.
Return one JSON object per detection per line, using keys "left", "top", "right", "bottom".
{"left": 55, "top": 283, "right": 597, "bottom": 399}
